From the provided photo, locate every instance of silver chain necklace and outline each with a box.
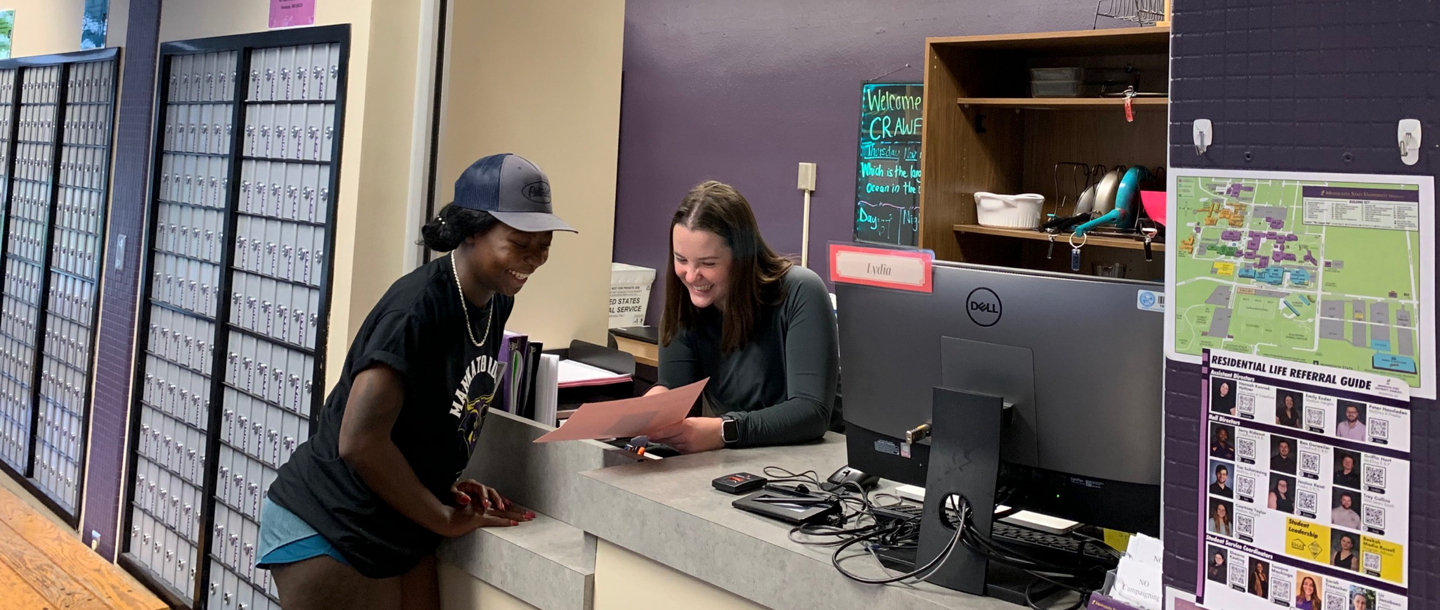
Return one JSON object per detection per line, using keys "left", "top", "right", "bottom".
{"left": 451, "top": 254, "right": 493, "bottom": 348}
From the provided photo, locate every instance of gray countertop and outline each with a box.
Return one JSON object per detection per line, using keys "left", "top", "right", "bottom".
{"left": 439, "top": 513, "right": 595, "bottom": 610}
{"left": 439, "top": 411, "right": 628, "bottom": 610}
{"left": 446, "top": 415, "right": 1019, "bottom": 610}
{"left": 571, "top": 434, "right": 1014, "bottom": 610}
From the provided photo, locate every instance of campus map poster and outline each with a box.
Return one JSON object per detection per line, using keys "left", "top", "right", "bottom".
{"left": 1166, "top": 170, "right": 1436, "bottom": 399}
{"left": 1198, "top": 349, "right": 1410, "bottom": 610}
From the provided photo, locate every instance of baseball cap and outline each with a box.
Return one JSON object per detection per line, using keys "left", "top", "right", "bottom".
{"left": 453, "top": 153, "right": 577, "bottom": 233}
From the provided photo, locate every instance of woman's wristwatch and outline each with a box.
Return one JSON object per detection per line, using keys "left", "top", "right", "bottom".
{"left": 721, "top": 416, "right": 740, "bottom": 448}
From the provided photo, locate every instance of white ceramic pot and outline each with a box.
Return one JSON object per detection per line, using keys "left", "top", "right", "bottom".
{"left": 974, "top": 192, "right": 1046, "bottom": 229}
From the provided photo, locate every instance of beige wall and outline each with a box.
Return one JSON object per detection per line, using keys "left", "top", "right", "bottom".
{"left": 594, "top": 541, "right": 765, "bottom": 610}
{"left": 438, "top": 561, "right": 541, "bottom": 610}
{"left": 106, "top": 0, "right": 129, "bottom": 52}
{"left": 158, "top": 0, "right": 625, "bottom": 366}
{"left": 436, "top": 0, "right": 624, "bottom": 347}
{"left": 160, "top": 0, "right": 431, "bottom": 386}
{"left": 6, "top": 0, "right": 129, "bottom": 57}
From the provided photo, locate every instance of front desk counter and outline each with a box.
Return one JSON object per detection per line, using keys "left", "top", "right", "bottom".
{"left": 437, "top": 412, "right": 1014, "bottom": 610}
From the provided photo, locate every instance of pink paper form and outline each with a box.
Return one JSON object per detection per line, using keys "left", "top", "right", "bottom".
{"left": 534, "top": 379, "right": 708, "bottom": 443}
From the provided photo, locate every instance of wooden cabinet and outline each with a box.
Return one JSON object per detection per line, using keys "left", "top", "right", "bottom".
{"left": 918, "top": 27, "right": 1170, "bottom": 280}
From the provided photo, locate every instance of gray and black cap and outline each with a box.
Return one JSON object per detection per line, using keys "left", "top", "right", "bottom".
{"left": 453, "top": 153, "right": 577, "bottom": 233}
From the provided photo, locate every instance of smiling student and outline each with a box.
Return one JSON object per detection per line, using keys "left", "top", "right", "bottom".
{"left": 257, "top": 154, "right": 569, "bottom": 609}
{"left": 646, "top": 181, "right": 839, "bottom": 453}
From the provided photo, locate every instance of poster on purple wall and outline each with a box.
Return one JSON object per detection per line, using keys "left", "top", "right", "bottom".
{"left": 1196, "top": 349, "right": 1410, "bottom": 610}
{"left": 853, "top": 83, "right": 922, "bottom": 246}
{"left": 81, "top": 0, "right": 109, "bottom": 50}
{"left": 1165, "top": 169, "right": 1436, "bottom": 400}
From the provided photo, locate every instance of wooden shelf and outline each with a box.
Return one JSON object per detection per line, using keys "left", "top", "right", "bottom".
{"left": 613, "top": 334, "right": 658, "bottom": 368}
{"left": 953, "top": 224, "right": 1165, "bottom": 252}
{"left": 957, "top": 97, "right": 1167, "bottom": 109}
{"left": 919, "top": 25, "right": 1169, "bottom": 280}
{"left": 928, "top": 26, "right": 1169, "bottom": 52}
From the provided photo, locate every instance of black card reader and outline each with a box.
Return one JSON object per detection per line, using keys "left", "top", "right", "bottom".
{"left": 712, "top": 472, "right": 767, "bottom": 494}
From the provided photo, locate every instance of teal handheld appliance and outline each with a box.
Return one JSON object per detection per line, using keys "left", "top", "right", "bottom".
{"left": 1074, "top": 166, "right": 1148, "bottom": 236}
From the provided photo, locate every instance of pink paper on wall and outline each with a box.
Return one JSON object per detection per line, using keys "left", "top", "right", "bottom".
{"left": 270, "top": 0, "right": 316, "bottom": 29}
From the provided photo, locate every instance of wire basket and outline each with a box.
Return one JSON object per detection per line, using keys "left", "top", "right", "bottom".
{"left": 1094, "top": 0, "right": 1165, "bottom": 27}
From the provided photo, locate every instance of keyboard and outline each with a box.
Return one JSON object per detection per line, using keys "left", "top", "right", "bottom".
{"left": 869, "top": 503, "right": 1115, "bottom": 566}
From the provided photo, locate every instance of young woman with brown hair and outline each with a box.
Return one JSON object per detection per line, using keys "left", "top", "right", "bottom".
{"left": 646, "top": 181, "right": 839, "bottom": 453}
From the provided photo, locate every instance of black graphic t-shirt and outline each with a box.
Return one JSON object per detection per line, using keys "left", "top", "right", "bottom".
{"left": 267, "top": 256, "right": 510, "bottom": 578}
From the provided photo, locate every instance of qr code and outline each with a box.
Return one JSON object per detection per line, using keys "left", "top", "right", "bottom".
{"left": 1238, "top": 475, "right": 1256, "bottom": 499}
{"left": 1301, "top": 451, "right": 1320, "bottom": 477}
{"left": 1229, "top": 562, "right": 1247, "bottom": 587}
{"left": 1273, "top": 579, "right": 1292, "bottom": 603}
{"left": 1365, "top": 465, "right": 1387, "bottom": 491}
{"left": 1364, "top": 552, "right": 1382, "bottom": 575}
{"left": 1237, "top": 514, "right": 1255, "bottom": 539}
{"left": 1239, "top": 437, "right": 1256, "bottom": 461}
{"left": 1239, "top": 394, "right": 1255, "bottom": 416}
{"left": 1365, "top": 505, "right": 1386, "bottom": 530}
{"left": 1297, "top": 490, "right": 1317, "bottom": 515}
{"left": 1305, "top": 407, "right": 1324, "bottom": 430}
{"left": 1371, "top": 417, "right": 1389, "bottom": 442}
{"left": 1326, "top": 591, "right": 1345, "bottom": 610}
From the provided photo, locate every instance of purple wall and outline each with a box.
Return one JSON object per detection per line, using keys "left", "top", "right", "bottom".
{"left": 85, "top": 0, "right": 161, "bottom": 560}
{"left": 1165, "top": 0, "right": 1440, "bottom": 604}
{"left": 614, "top": 0, "right": 1114, "bottom": 323}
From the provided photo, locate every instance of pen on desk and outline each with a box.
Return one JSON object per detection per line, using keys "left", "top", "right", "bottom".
{"left": 751, "top": 496, "right": 832, "bottom": 506}
{"left": 624, "top": 435, "right": 649, "bottom": 457}
{"left": 763, "top": 483, "right": 815, "bottom": 496}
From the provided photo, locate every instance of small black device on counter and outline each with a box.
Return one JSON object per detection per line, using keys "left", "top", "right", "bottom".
{"left": 822, "top": 465, "right": 880, "bottom": 492}
{"left": 712, "top": 472, "right": 768, "bottom": 494}
{"left": 732, "top": 489, "right": 841, "bottom": 525}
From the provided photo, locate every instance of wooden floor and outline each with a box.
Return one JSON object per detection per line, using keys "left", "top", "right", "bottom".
{"left": 0, "top": 482, "right": 167, "bottom": 610}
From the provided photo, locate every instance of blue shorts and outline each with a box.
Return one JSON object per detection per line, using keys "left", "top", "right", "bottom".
{"left": 256, "top": 497, "right": 350, "bottom": 569}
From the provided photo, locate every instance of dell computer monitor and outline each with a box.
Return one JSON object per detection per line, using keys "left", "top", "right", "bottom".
{"left": 837, "top": 262, "right": 1162, "bottom": 535}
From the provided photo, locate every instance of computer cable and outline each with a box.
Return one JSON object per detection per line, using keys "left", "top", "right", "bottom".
{"left": 762, "top": 465, "right": 874, "bottom": 522}
{"left": 949, "top": 496, "right": 1108, "bottom": 610}
{"left": 770, "top": 472, "right": 978, "bottom": 587}
{"left": 831, "top": 503, "right": 963, "bottom": 584}
{"left": 871, "top": 491, "right": 905, "bottom": 506}
{"left": 791, "top": 503, "right": 923, "bottom": 552}
{"left": 761, "top": 466, "right": 1102, "bottom": 604}
{"left": 766, "top": 464, "right": 927, "bottom": 565}
{"left": 761, "top": 466, "right": 822, "bottom": 486}
{"left": 1069, "top": 531, "right": 1124, "bottom": 562}
{"left": 1023, "top": 577, "right": 1089, "bottom": 610}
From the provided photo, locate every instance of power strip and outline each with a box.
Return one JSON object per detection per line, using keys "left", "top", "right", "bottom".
{"left": 893, "top": 485, "right": 1081, "bottom": 536}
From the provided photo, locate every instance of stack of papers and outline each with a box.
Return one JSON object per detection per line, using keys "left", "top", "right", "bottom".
{"left": 1108, "top": 534, "right": 1163, "bottom": 610}
{"left": 557, "top": 359, "right": 631, "bottom": 388}
{"left": 533, "top": 354, "right": 561, "bottom": 426}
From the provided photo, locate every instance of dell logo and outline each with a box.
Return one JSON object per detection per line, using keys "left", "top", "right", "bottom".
{"left": 966, "top": 287, "right": 1002, "bottom": 327}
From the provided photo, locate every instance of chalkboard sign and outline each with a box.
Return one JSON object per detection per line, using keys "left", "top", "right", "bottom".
{"left": 853, "top": 83, "right": 923, "bottom": 246}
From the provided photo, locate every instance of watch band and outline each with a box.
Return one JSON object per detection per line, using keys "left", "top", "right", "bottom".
{"left": 721, "top": 417, "right": 740, "bottom": 447}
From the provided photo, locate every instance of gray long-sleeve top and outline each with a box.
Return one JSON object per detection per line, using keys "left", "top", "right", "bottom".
{"left": 657, "top": 265, "right": 839, "bottom": 447}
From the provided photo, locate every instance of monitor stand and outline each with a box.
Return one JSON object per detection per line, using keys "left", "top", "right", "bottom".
{"left": 864, "top": 388, "right": 1100, "bottom": 607}
{"left": 870, "top": 388, "right": 1092, "bottom": 607}
{"left": 914, "top": 386, "right": 1005, "bottom": 596}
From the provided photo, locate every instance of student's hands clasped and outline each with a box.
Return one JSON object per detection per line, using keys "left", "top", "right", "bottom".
{"left": 439, "top": 479, "right": 535, "bottom": 537}
{"left": 649, "top": 417, "right": 725, "bottom": 454}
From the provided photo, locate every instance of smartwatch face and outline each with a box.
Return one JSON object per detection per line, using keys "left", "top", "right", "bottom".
{"left": 722, "top": 418, "right": 739, "bottom": 444}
